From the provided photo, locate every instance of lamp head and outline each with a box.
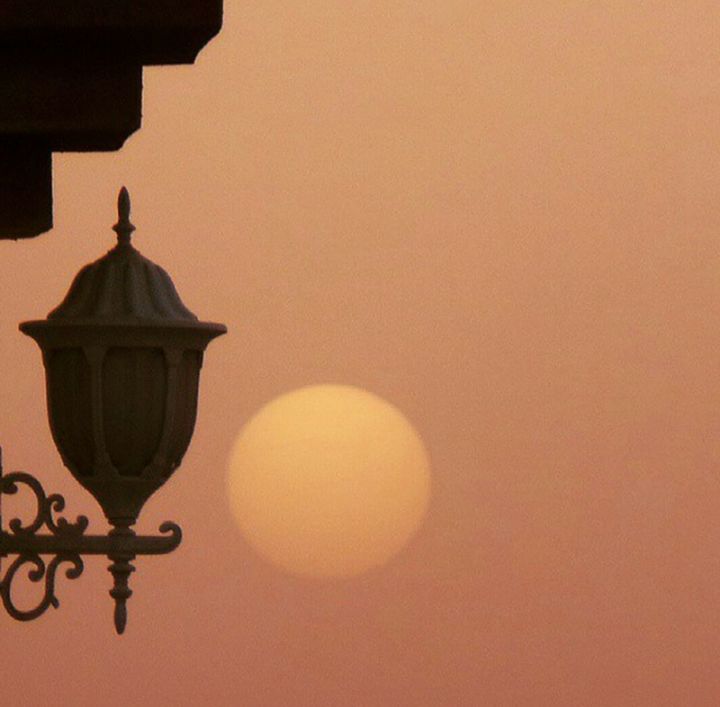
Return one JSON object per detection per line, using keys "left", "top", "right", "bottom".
{"left": 20, "top": 188, "right": 226, "bottom": 526}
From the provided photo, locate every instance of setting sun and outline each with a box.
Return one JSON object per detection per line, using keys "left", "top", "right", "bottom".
{"left": 226, "top": 385, "right": 431, "bottom": 578}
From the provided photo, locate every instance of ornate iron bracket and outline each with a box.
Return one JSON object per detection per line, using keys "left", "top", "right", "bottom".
{"left": 0, "top": 450, "right": 181, "bottom": 634}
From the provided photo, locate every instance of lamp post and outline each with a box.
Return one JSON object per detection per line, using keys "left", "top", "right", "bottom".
{"left": 0, "top": 188, "right": 226, "bottom": 633}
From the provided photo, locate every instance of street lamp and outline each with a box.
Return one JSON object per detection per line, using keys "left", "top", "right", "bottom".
{"left": 0, "top": 188, "right": 226, "bottom": 633}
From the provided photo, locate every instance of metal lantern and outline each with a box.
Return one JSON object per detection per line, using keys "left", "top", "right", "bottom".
{"left": 20, "top": 188, "right": 226, "bottom": 527}
{"left": 1, "top": 188, "right": 227, "bottom": 632}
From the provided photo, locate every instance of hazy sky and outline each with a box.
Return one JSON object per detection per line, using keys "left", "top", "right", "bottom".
{"left": 3, "top": 2, "right": 720, "bottom": 705}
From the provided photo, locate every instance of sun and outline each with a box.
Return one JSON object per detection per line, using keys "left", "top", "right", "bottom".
{"left": 226, "top": 385, "right": 431, "bottom": 578}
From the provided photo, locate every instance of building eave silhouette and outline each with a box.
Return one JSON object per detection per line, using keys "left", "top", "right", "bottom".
{"left": 0, "top": 0, "right": 223, "bottom": 239}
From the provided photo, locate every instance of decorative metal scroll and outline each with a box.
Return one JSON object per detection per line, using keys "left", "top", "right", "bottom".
{"left": 0, "top": 452, "right": 181, "bottom": 634}
{"left": 0, "top": 470, "right": 87, "bottom": 621}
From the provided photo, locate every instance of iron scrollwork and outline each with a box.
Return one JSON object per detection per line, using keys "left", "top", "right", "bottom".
{"left": 0, "top": 456, "right": 181, "bottom": 634}
{"left": 0, "top": 470, "right": 87, "bottom": 622}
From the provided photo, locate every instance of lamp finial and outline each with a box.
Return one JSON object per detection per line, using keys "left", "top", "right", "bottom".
{"left": 113, "top": 187, "right": 136, "bottom": 247}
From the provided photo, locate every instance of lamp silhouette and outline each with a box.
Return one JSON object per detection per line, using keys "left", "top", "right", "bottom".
{"left": 0, "top": 188, "right": 226, "bottom": 633}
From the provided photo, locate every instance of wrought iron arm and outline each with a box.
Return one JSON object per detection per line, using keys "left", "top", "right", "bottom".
{"left": 0, "top": 461, "right": 181, "bottom": 634}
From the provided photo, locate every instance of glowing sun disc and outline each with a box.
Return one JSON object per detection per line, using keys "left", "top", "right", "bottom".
{"left": 227, "top": 385, "right": 431, "bottom": 578}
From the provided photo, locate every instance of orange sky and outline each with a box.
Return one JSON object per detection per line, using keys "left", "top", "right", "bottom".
{"left": 3, "top": 2, "right": 720, "bottom": 704}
